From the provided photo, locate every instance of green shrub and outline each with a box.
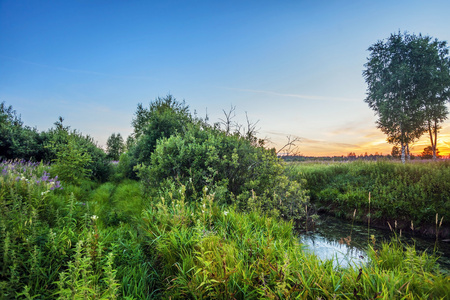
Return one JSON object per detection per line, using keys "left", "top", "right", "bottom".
{"left": 135, "top": 124, "right": 311, "bottom": 223}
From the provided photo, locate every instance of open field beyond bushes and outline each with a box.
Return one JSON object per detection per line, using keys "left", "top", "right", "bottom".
{"left": 287, "top": 160, "right": 450, "bottom": 237}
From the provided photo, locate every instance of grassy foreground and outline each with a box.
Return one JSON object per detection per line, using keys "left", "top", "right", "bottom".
{"left": 1, "top": 160, "right": 449, "bottom": 299}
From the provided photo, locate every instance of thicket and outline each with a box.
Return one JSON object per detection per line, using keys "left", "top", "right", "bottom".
{"left": 126, "top": 96, "right": 311, "bottom": 223}
{"left": 287, "top": 161, "right": 450, "bottom": 228}
{"left": 0, "top": 103, "right": 111, "bottom": 182}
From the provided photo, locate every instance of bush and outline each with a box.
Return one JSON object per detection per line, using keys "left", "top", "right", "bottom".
{"left": 136, "top": 123, "right": 312, "bottom": 223}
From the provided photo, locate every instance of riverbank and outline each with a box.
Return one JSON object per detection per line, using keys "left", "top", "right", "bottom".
{"left": 287, "top": 160, "right": 450, "bottom": 239}
{"left": 300, "top": 214, "right": 450, "bottom": 273}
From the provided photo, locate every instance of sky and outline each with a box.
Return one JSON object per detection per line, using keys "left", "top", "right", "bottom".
{"left": 1, "top": 0, "right": 450, "bottom": 156}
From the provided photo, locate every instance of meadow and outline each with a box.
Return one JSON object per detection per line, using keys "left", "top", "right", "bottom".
{"left": 1, "top": 159, "right": 449, "bottom": 299}
{"left": 286, "top": 160, "right": 450, "bottom": 237}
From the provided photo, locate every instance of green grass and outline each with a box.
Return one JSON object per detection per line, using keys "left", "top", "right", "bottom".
{"left": 1, "top": 160, "right": 449, "bottom": 299}
{"left": 287, "top": 160, "right": 450, "bottom": 228}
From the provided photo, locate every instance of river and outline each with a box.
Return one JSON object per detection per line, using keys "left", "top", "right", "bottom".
{"left": 299, "top": 215, "right": 450, "bottom": 273}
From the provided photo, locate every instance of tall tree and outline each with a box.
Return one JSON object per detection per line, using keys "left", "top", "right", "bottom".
{"left": 106, "top": 133, "right": 125, "bottom": 161}
{"left": 363, "top": 32, "right": 450, "bottom": 162}
{"left": 409, "top": 36, "right": 450, "bottom": 160}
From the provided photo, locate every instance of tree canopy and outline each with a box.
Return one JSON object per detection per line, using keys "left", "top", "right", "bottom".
{"left": 363, "top": 32, "right": 450, "bottom": 162}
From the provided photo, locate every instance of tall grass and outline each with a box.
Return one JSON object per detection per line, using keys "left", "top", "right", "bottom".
{"left": 1, "top": 160, "right": 449, "bottom": 298}
{"left": 140, "top": 185, "right": 450, "bottom": 299}
{"left": 287, "top": 160, "right": 450, "bottom": 230}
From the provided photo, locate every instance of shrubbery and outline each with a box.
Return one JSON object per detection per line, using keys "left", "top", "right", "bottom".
{"left": 287, "top": 161, "right": 450, "bottom": 227}
{"left": 131, "top": 97, "right": 311, "bottom": 224}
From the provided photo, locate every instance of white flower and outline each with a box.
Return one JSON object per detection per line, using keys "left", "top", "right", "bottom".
{"left": 91, "top": 215, "right": 98, "bottom": 221}
{"left": 224, "top": 211, "right": 229, "bottom": 216}
{"left": 41, "top": 190, "right": 49, "bottom": 196}
{"left": 202, "top": 204, "right": 206, "bottom": 209}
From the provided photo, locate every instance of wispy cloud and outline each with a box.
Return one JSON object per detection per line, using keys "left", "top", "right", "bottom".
{"left": 220, "top": 87, "right": 359, "bottom": 102}
{"left": 0, "top": 54, "right": 153, "bottom": 80}
{"left": 329, "top": 120, "right": 375, "bottom": 136}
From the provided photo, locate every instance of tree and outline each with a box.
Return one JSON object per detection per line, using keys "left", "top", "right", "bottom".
{"left": 0, "top": 102, "right": 43, "bottom": 160}
{"left": 363, "top": 32, "right": 450, "bottom": 163}
{"left": 106, "top": 133, "right": 125, "bottom": 160}
{"left": 363, "top": 33, "right": 425, "bottom": 162}
{"left": 409, "top": 36, "right": 450, "bottom": 160}
{"left": 131, "top": 95, "right": 192, "bottom": 166}
{"left": 421, "top": 145, "right": 440, "bottom": 159}
{"left": 391, "top": 146, "right": 401, "bottom": 158}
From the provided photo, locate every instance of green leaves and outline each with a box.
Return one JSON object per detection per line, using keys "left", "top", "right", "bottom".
{"left": 363, "top": 32, "right": 450, "bottom": 162}
{"left": 49, "top": 136, "right": 92, "bottom": 185}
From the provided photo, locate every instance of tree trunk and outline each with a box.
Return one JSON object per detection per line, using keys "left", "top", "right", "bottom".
{"left": 433, "top": 120, "right": 438, "bottom": 160}
{"left": 428, "top": 122, "right": 435, "bottom": 160}
{"left": 401, "top": 142, "right": 406, "bottom": 164}
{"left": 406, "top": 143, "right": 410, "bottom": 161}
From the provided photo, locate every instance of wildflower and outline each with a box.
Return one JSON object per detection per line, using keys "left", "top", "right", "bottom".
{"left": 91, "top": 215, "right": 98, "bottom": 221}
{"left": 41, "top": 191, "right": 49, "bottom": 196}
{"left": 224, "top": 211, "right": 229, "bottom": 216}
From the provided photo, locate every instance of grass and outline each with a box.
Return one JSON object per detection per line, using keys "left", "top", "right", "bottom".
{"left": 287, "top": 160, "right": 450, "bottom": 232}
{"left": 1, "top": 159, "right": 449, "bottom": 299}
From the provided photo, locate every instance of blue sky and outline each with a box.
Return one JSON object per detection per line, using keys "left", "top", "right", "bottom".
{"left": 1, "top": 0, "right": 450, "bottom": 156}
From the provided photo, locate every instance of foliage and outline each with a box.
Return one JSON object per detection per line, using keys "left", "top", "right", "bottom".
{"left": 391, "top": 146, "right": 400, "bottom": 158}
{"left": 48, "top": 135, "right": 93, "bottom": 185}
{"left": 287, "top": 161, "right": 450, "bottom": 227}
{"left": 363, "top": 32, "right": 450, "bottom": 162}
{"left": 0, "top": 102, "right": 43, "bottom": 161}
{"left": 130, "top": 94, "right": 192, "bottom": 167}
{"left": 106, "top": 133, "right": 125, "bottom": 161}
{"left": 0, "top": 160, "right": 153, "bottom": 299}
{"left": 135, "top": 123, "right": 311, "bottom": 223}
{"left": 45, "top": 123, "right": 112, "bottom": 183}
{"left": 1, "top": 159, "right": 449, "bottom": 299}
{"left": 140, "top": 187, "right": 449, "bottom": 299}
{"left": 421, "top": 146, "right": 441, "bottom": 159}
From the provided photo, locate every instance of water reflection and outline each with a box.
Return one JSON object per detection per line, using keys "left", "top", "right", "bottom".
{"left": 301, "top": 234, "right": 368, "bottom": 268}
{"left": 298, "top": 215, "right": 450, "bottom": 272}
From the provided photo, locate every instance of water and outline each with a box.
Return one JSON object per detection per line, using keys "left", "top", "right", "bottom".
{"left": 299, "top": 215, "right": 450, "bottom": 272}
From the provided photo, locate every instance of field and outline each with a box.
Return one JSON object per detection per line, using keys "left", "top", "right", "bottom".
{"left": 286, "top": 160, "right": 450, "bottom": 238}
{"left": 1, "top": 159, "right": 449, "bottom": 299}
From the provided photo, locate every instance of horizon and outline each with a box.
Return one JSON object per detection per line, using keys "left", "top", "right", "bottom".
{"left": 1, "top": 0, "right": 450, "bottom": 156}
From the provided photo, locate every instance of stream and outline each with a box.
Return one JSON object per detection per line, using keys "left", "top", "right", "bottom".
{"left": 299, "top": 215, "right": 450, "bottom": 273}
